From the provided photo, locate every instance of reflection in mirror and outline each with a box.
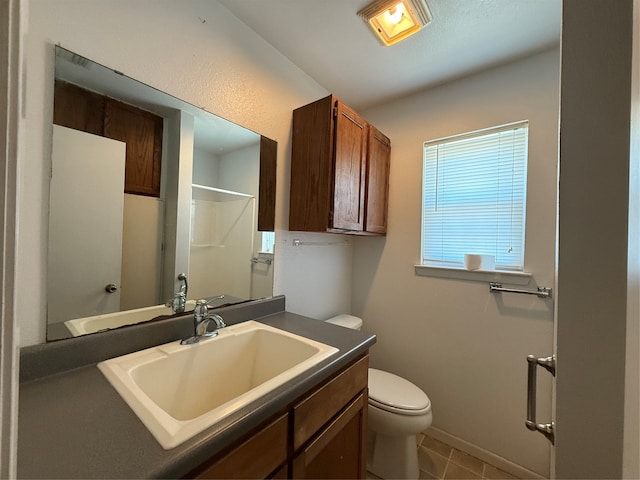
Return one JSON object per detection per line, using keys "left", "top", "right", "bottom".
{"left": 47, "top": 46, "right": 276, "bottom": 341}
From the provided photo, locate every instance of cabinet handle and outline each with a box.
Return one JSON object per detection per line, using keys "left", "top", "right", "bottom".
{"left": 526, "top": 354, "right": 555, "bottom": 444}
{"left": 104, "top": 283, "right": 118, "bottom": 293}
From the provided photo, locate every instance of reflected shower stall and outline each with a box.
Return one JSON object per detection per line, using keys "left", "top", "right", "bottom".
{"left": 189, "top": 184, "right": 255, "bottom": 300}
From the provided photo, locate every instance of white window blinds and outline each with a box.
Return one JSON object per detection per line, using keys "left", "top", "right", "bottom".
{"left": 421, "top": 122, "right": 529, "bottom": 270}
{"left": 261, "top": 231, "right": 275, "bottom": 253}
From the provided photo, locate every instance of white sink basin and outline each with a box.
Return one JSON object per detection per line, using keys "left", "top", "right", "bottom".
{"left": 98, "top": 320, "right": 338, "bottom": 449}
{"left": 64, "top": 300, "right": 197, "bottom": 336}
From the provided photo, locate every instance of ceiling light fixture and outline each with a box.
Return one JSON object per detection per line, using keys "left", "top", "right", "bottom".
{"left": 357, "top": 0, "right": 432, "bottom": 46}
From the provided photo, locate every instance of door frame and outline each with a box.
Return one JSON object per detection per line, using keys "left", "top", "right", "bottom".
{"left": 554, "top": 1, "right": 633, "bottom": 477}
{"left": 0, "top": 0, "right": 23, "bottom": 477}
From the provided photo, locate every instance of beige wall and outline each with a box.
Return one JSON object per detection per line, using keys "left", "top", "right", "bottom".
{"left": 356, "top": 49, "right": 561, "bottom": 476}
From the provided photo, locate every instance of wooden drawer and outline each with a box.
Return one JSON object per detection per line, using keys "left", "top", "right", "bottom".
{"left": 192, "top": 414, "right": 288, "bottom": 479}
{"left": 292, "top": 355, "right": 368, "bottom": 450}
{"left": 292, "top": 393, "right": 367, "bottom": 479}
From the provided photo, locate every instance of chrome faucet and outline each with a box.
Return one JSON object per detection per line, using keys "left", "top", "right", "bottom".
{"left": 166, "top": 273, "right": 189, "bottom": 313}
{"left": 180, "top": 298, "right": 226, "bottom": 345}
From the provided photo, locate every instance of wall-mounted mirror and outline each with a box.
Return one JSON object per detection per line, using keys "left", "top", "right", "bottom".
{"left": 47, "top": 46, "right": 276, "bottom": 341}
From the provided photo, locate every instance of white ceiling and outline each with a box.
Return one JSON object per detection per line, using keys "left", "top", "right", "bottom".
{"left": 218, "top": 0, "right": 562, "bottom": 110}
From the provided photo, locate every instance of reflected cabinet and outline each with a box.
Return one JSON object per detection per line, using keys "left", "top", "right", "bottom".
{"left": 289, "top": 95, "right": 390, "bottom": 235}
{"left": 53, "top": 80, "right": 163, "bottom": 197}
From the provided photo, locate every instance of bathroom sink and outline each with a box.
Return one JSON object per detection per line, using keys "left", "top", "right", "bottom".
{"left": 98, "top": 320, "right": 338, "bottom": 449}
{"left": 64, "top": 300, "right": 197, "bottom": 336}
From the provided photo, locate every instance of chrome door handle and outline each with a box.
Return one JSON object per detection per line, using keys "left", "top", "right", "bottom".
{"left": 104, "top": 283, "right": 118, "bottom": 293}
{"left": 526, "top": 354, "right": 555, "bottom": 444}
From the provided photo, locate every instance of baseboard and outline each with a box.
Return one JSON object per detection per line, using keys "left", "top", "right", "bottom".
{"left": 426, "top": 427, "right": 546, "bottom": 479}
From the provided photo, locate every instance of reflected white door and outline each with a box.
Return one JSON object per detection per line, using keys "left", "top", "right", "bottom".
{"left": 48, "top": 125, "right": 126, "bottom": 324}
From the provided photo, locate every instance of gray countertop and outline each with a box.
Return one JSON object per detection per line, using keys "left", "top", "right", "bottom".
{"left": 18, "top": 299, "right": 375, "bottom": 479}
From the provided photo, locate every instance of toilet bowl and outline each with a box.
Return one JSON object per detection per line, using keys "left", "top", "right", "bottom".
{"left": 326, "top": 314, "right": 432, "bottom": 479}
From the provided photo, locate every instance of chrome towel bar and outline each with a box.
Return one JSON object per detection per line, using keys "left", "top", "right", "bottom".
{"left": 489, "top": 282, "right": 552, "bottom": 299}
{"left": 291, "top": 238, "right": 351, "bottom": 247}
{"left": 250, "top": 256, "right": 273, "bottom": 265}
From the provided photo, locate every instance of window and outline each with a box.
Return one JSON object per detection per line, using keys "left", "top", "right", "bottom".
{"left": 261, "top": 231, "right": 275, "bottom": 254}
{"left": 421, "top": 121, "right": 529, "bottom": 271}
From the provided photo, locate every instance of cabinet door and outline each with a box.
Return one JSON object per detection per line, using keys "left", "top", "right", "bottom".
{"left": 258, "top": 136, "right": 277, "bottom": 231}
{"left": 293, "top": 355, "right": 369, "bottom": 450}
{"left": 365, "top": 127, "right": 391, "bottom": 234}
{"left": 292, "top": 394, "right": 367, "bottom": 479}
{"left": 104, "top": 98, "right": 163, "bottom": 197}
{"left": 331, "top": 102, "right": 368, "bottom": 231}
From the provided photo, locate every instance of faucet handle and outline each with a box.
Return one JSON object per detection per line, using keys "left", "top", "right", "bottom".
{"left": 194, "top": 299, "right": 209, "bottom": 319}
{"left": 166, "top": 291, "right": 187, "bottom": 313}
{"left": 204, "top": 295, "right": 225, "bottom": 306}
{"left": 194, "top": 296, "right": 225, "bottom": 315}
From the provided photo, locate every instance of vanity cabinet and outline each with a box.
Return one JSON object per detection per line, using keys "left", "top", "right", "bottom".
{"left": 191, "top": 414, "right": 289, "bottom": 479}
{"left": 291, "top": 353, "right": 369, "bottom": 479}
{"left": 292, "top": 394, "right": 367, "bottom": 479}
{"left": 289, "top": 95, "right": 390, "bottom": 235}
{"left": 188, "top": 354, "right": 369, "bottom": 479}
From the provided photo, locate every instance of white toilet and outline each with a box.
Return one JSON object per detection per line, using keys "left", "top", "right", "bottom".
{"left": 326, "top": 314, "right": 432, "bottom": 479}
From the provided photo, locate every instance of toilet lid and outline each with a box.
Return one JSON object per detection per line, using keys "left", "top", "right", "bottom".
{"left": 368, "top": 368, "right": 431, "bottom": 416}
{"left": 325, "top": 314, "right": 363, "bottom": 330}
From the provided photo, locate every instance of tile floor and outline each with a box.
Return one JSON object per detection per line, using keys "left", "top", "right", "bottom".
{"left": 367, "top": 433, "right": 520, "bottom": 480}
{"left": 416, "top": 433, "right": 518, "bottom": 480}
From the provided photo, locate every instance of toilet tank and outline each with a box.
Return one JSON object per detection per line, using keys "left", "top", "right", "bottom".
{"left": 325, "top": 314, "right": 363, "bottom": 330}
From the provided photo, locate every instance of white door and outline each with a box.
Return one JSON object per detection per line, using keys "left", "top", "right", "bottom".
{"left": 48, "top": 125, "right": 126, "bottom": 324}
{"left": 550, "top": 3, "right": 633, "bottom": 478}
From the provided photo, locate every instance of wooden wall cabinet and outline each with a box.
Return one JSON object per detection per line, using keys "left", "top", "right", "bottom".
{"left": 289, "top": 95, "right": 390, "bottom": 235}
{"left": 54, "top": 80, "right": 163, "bottom": 197}
{"left": 103, "top": 98, "right": 162, "bottom": 197}
{"left": 188, "top": 354, "right": 369, "bottom": 479}
{"left": 258, "top": 136, "right": 278, "bottom": 232}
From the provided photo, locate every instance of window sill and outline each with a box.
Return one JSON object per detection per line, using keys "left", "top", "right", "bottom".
{"left": 414, "top": 264, "right": 532, "bottom": 285}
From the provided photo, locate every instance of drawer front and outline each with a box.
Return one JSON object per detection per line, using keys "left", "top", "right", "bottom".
{"left": 293, "top": 355, "right": 368, "bottom": 450}
{"left": 193, "top": 414, "right": 288, "bottom": 479}
{"left": 292, "top": 393, "right": 366, "bottom": 479}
